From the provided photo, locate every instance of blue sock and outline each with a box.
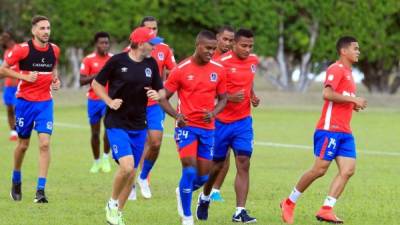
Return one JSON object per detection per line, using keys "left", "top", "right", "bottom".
{"left": 12, "top": 170, "right": 21, "bottom": 184}
{"left": 37, "top": 177, "right": 47, "bottom": 190}
{"left": 140, "top": 159, "right": 155, "bottom": 180}
{"left": 193, "top": 175, "right": 209, "bottom": 191}
{"left": 179, "top": 167, "right": 197, "bottom": 217}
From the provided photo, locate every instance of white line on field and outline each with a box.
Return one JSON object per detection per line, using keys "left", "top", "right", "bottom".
{"left": 2, "top": 117, "right": 399, "bottom": 157}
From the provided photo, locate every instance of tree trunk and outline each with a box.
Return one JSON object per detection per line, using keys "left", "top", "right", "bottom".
{"left": 66, "top": 47, "right": 83, "bottom": 89}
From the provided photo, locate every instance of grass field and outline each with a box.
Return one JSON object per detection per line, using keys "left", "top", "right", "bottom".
{"left": 0, "top": 90, "right": 399, "bottom": 225}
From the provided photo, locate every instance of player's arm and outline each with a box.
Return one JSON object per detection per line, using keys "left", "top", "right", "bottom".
{"left": 0, "top": 65, "right": 37, "bottom": 82}
{"left": 323, "top": 86, "right": 367, "bottom": 110}
{"left": 79, "top": 59, "right": 95, "bottom": 86}
{"left": 92, "top": 79, "right": 122, "bottom": 110}
{"left": 80, "top": 73, "right": 96, "bottom": 86}
{"left": 51, "top": 64, "right": 61, "bottom": 90}
{"left": 204, "top": 92, "right": 227, "bottom": 123}
{"left": 250, "top": 84, "right": 260, "bottom": 107}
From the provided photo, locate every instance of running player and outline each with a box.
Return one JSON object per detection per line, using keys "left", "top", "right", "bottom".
{"left": 1, "top": 31, "right": 19, "bottom": 141}
{"left": 92, "top": 27, "right": 163, "bottom": 225}
{"left": 196, "top": 28, "right": 260, "bottom": 223}
{"left": 3, "top": 15, "right": 61, "bottom": 203}
{"left": 209, "top": 25, "right": 235, "bottom": 202}
{"left": 158, "top": 30, "right": 227, "bottom": 225}
{"left": 80, "top": 32, "right": 113, "bottom": 173}
{"left": 280, "top": 36, "right": 367, "bottom": 224}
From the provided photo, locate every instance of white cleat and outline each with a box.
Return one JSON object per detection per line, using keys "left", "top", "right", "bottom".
{"left": 182, "top": 216, "right": 194, "bottom": 225}
{"left": 128, "top": 186, "right": 137, "bottom": 201}
{"left": 176, "top": 187, "right": 184, "bottom": 217}
{"left": 137, "top": 177, "right": 152, "bottom": 199}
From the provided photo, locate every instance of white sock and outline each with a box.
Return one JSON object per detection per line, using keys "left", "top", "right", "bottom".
{"left": 211, "top": 188, "right": 220, "bottom": 194}
{"left": 235, "top": 207, "right": 245, "bottom": 216}
{"left": 323, "top": 196, "right": 337, "bottom": 208}
{"left": 95, "top": 159, "right": 100, "bottom": 164}
{"left": 103, "top": 153, "right": 109, "bottom": 159}
{"left": 288, "top": 187, "right": 302, "bottom": 203}
{"left": 200, "top": 192, "right": 210, "bottom": 201}
{"left": 10, "top": 130, "right": 17, "bottom": 136}
{"left": 108, "top": 198, "right": 118, "bottom": 208}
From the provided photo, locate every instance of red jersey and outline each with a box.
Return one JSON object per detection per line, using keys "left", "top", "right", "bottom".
{"left": 216, "top": 51, "right": 259, "bottom": 123}
{"left": 80, "top": 52, "right": 113, "bottom": 100}
{"left": 164, "top": 57, "right": 226, "bottom": 129}
{"left": 212, "top": 49, "right": 224, "bottom": 60}
{"left": 316, "top": 61, "right": 356, "bottom": 133}
{"left": 5, "top": 40, "right": 60, "bottom": 101}
{"left": 3, "top": 47, "right": 19, "bottom": 87}
{"left": 124, "top": 43, "right": 176, "bottom": 106}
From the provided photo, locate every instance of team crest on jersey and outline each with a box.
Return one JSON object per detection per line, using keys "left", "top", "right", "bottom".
{"left": 210, "top": 72, "right": 218, "bottom": 82}
{"left": 187, "top": 74, "right": 194, "bottom": 81}
{"left": 230, "top": 68, "right": 237, "bottom": 73}
{"left": 121, "top": 67, "right": 128, "bottom": 72}
{"left": 157, "top": 52, "right": 165, "bottom": 61}
{"left": 145, "top": 68, "right": 152, "bottom": 77}
{"left": 250, "top": 64, "right": 256, "bottom": 73}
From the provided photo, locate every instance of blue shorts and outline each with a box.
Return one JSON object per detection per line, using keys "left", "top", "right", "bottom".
{"left": 15, "top": 98, "right": 54, "bottom": 138}
{"left": 174, "top": 126, "right": 214, "bottom": 160}
{"left": 3, "top": 86, "right": 17, "bottom": 106}
{"left": 314, "top": 130, "right": 356, "bottom": 161}
{"left": 107, "top": 128, "right": 147, "bottom": 168}
{"left": 146, "top": 104, "right": 165, "bottom": 131}
{"left": 213, "top": 116, "right": 254, "bottom": 161}
{"left": 87, "top": 99, "right": 106, "bottom": 125}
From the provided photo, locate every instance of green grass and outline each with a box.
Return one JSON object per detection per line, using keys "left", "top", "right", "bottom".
{"left": 0, "top": 102, "right": 399, "bottom": 225}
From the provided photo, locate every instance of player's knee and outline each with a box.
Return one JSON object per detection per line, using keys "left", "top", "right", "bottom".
{"left": 17, "top": 141, "right": 29, "bottom": 152}
{"left": 148, "top": 138, "right": 162, "bottom": 150}
{"left": 120, "top": 164, "right": 134, "bottom": 177}
{"left": 236, "top": 156, "right": 250, "bottom": 172}
{"left": 91, "top": 132, "right": 100, "bottom": 140}
{"left": 39, "top": 139, "right": 50, "bottom": 151}
{"left": 312, "top": 168, "right": 327, "bottom": 178}
{"left": 340, "top": 168, "right": 355, "bottom": 179}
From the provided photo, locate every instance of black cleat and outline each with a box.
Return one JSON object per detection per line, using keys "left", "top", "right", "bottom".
{"left": 34, "top": 190, "right": 48, "bottom": 203}
{"left": 232, "top": 209, "right": 257, "bottom": 223}
{"left": 196, "top": 194, "right": 210, "bottom": 220}
{"left": 10, "top": 182, "right": 22, "bottom": 201}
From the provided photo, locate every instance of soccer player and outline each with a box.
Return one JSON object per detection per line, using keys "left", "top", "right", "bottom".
{"left": 280, "top": 36, "right": 367, "bottom": 224}
{"left": 196, "top": 28, "right": 260, "bottom": 223}
{"left": 209, "top": 25, "right": 235, "bottom": 202}
{"left": 135, "top": 16, "right": 176, "bottom": 199}
{"left": 1, "top": 31, "right": 19, "bottom": 141}
{"left": 92, "top": 27, "right": 163, "bottom": 225}
{"left": 158, "top": 30, "right": 227, "bottom": 225}
{"left": 3, "top": 15, "right": 61, "bottom": 203}
{"left": 80, "top": 32, "right": 113, "bottom": 173}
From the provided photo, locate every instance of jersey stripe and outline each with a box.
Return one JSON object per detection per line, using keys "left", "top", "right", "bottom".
{"left": 323, "top": 101, "right": 333, "bottom": 130}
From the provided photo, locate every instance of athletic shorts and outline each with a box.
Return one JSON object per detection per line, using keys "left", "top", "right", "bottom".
{"left": 2, "top": 86, "right": 17, "bottom": 106}
{"left": 174, "top": 126, "right": 214, "bottom": 160}
{"left": 213, "top": 116, "right": 254, "bottom": 161}
{"left": 146, "top": 104, "right": 165, "bottom": 131}
{"left": 314, "top": 129, "right": 356, "bottom": 161}
{"left": 15, "top": 98, "right": 54, "bottom": 138}
{"left": 107, "top": 128, "right": 147, "bottom": 168}
{"left": 87, "top": 99, "right": 106, "bottom": 125}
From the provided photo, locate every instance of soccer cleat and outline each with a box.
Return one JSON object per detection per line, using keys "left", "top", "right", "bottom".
{"left": 196, "top": 194, "right": 210, "bottom": 220}
{"left": 182, "top": 216, "right": 194, "bottom": 225}
{"left": 137, "top": 177, "right": 152, "bottom": 199}
{"left": 90, "top": 161, "right": 101, "bottom": 173}
{"left": 210, "top": 190, "right": 224, "bottom": 202}
{"left": 128, "top": 186, "right": 137, "bottom": 201}
{"left": 316, "top": 206, "right": 344, "bottom": 224}
{"left": 280, "top": 198, "right": 296, "bottom": 224}
{"left": 105, "top": 203, "right": 119, "bottom": 225}
{"left": 34, "top": 190, "right": 48, "bottom": 203}
{"left": 176, "top": 187, "right": 184, "bottom": 217}
{"left": 102, "top": 157, "right": 111, "bottom": 173}
{"left": 118, "top": 211, "right": 126, "bottom": 225}
{"left": 10, "top": 182, "right": 22, "bottom": 201}
{"left": 232, "top": 209, "right": 257, "bottom": 223}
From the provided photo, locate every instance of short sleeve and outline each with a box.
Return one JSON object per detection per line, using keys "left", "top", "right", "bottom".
{"left": 164, "top": 47, "right": 176, "bottom": 70}
{"left": 151, "top": 60, "right": 163, "bottom": 91}
{"left": 80, "top": 57, "right": 91, "bottom": 76}
{"left": 164, "top": 67, "right": 181, "bottom": 93}
{"left": 5, "top": 44, "right": 27, "bottom": 66}
{"left": 324, "top": 66, "right": 343, "bottom": 91}
{"left": 95, "top": 56, "right": 115, "bottom": 86}
{"left": 217, "top": 69, "right": 226, "bottom": 95}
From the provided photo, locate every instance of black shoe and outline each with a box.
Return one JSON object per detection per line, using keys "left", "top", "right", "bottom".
{"left": 232, "top": 209, "right": 257, "bottom": 223}
{"left": 10, "top": 182, "right": 22, "bottom": 201}
{"left": 196, "top": 194, "right": 210, "bottom": 220}
{"left": 34, "top": 190, "right": 48, "bottom": 203}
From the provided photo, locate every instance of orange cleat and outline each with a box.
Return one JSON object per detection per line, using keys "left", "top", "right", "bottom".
{"left": 280, "top": 198, "right": 296, "bottom": 224}
{"left": 316, "top": 206, "right": 344, "bottom": 224}
{"left": 9, "top": 134, "right": 18, "bottom": 141}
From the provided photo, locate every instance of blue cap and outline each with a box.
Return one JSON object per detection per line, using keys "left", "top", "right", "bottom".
{"left": 149, "top": 36, "right": 163, "bottom": 45}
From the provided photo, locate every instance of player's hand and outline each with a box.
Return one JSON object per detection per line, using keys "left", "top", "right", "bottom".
{"left": 251, "top": 94, "right": 260, "bottom": 107}
{"left": 176, "top": 113, "right": 187, "bottom": 128}
{"left": 145, "top": 87, "right": 160, "bottom": 101}
{"left": 51, "top": 77, "right": 61, "bottom": 90}
{"left": 203, "top": 111, "right": 215, "bottom": 123}
{"left": 228, "top": 89, "right": 245, "bottom": 103}
{"left": 353, "top": 97, "right": 367, "bottom": 111}
{"left": 24, "top": 71, "right": 38, "bottom": 83}
{"left": 108, "top": 99, "right": 123, "bottom": 110}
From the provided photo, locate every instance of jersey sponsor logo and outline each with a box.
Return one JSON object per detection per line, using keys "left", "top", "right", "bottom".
{"left": 121, "top": 67, "right": 128, "bottom": 72}
{"left": 328, "top": 74, "right": 334, "bottom": 81}
{"left": 251, "top": 64, "right": 256, "bottom": 73}
{"left": 145, "top": 68, "right": 152, "bottom": 77}
{"left": 210, "top": 72, "right": 218, "bottom": 82}
{"left": 230, "top": 67, "right": 237, "bottom": 73}
{"left": 157, "top": 52, "right": 164, "bottom": 61}
{"left": 41, "top": 58, "right": 46, "bottom": 63}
